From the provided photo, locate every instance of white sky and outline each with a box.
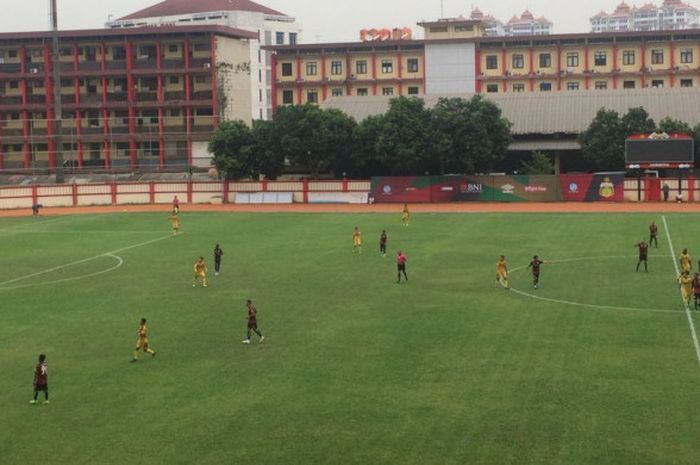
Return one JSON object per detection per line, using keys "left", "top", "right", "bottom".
{"left": 2, "top": 0, "right": 699, "bottom": 41}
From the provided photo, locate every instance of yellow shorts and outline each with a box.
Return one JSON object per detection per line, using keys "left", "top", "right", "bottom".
{"left": 682, "top": 264, "right": 691, "bottom": 273}
{"left": 497, "top": 271, "right": 508, "bottom": 280}
{"left": 194, "top": 271, "right": 206, "bottom": 278}
{"left": 353, "top": 241, "right": 361, "bottom": 247}
{"left": 136, "top": 338, "right": 149, "bottom": 349}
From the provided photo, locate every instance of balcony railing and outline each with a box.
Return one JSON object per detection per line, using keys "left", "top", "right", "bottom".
{"left": 191, "top": 90, "right": 213, "bottom": 101}
{"left": 133, "top": 58, "right": 157, "bottom": 70}
{"left": 189, "top": 58, "right": 212, "bottom": 70}
{"left": 164, "top": 91, "right": 185, "bottom": 101}
{"left": 0, "top": 96, "right": 23, "bottom": 105}
{"left": 135, "top": 91, "right": 158, "bottom": 102}
{"left": 105, "top": 60, "right": 126, "bottom": 71}
{"left": 78, "top": 62, "right": 101, "bottom": 72}
{"left": 161, "top": 59, "right": 185, "bottom": 69}
{"left": 0, "top": 63, "right": 21, "bottom": 73}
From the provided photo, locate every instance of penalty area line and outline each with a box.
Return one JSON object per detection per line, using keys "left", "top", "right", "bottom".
{"left": 662, "top": 215, "right": 700, "bottom": 368}
{"left": 0, "top": 234, "right": 174, "bottom": 288}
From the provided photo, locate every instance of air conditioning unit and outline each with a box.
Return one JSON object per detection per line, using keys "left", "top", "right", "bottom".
{"left": 203, "top": 62, "right": 211, "bottom": 69}
{"left": 30, "top": 67, "right": 39, "bottom": 74}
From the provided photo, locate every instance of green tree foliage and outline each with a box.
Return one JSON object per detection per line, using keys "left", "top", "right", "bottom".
{"left": 373, "top": 97, "right": 433, "bottom": 175}
{"left": 621, "top": 107, "right": 656, "bottom": 136}
{"left": 270, "top": 104, "right": 356, "bottom": 177}
{"left": 431, "top": 96, "right": 512, "bottom": 174}
{"left": 580, "top": 109, "right": 625, "bottom": 170}
{"left": 351, "top": 115, "right": 386, "bottom": 177}
{"left": 208, "top": 120, "right": 255, "bottom": 179}
{"left": 657, "top": 116, "right": 693, "bottom": 134}
{"left": 520, "top": 151, "right": 555, "bottom": 175}
{"left": 249, "top": 120, "right": 285, "bottom": 180}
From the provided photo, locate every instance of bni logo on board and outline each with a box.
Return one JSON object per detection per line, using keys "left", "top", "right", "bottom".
{"left": 568, "top": 183, "right": 579, "bottom": 193}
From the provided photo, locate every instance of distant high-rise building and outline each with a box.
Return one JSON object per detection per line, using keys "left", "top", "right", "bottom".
{"left": 108, "top": 0, "right": 303, "bottom": 120}
{"left": 469, "top": 8, "right": 552, "bottom": 36}
{"left": 591, "top": 0, "right": 699, "bottom": 32}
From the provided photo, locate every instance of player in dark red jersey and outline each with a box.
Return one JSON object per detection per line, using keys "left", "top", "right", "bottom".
{"left": 213, "top": 244, "right": 223, "bottom": 276}
{"left": 527, "top": 255, "right": 550, "bottom": 289}
{"left": 242, "top": 299, "right": 264, "bottom": 344}
{"left": 693, "top": 273, "right": 700, "bottom": 310}
{"left": 379, "top": 230, "right": 388, "bottom": 257}
{"left": 30, "top": 354, "right": 49, "bottom": 405}
{"left": 635, "top": 239, "right": 649, "bottom": 272}
{"left": 649, "top": 222, "right": 658, "bottom": 248}
{"left": 396, "top": 250, "right": 408, "bottom": 283}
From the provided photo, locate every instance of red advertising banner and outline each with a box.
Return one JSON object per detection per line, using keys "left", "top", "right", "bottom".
{"left": 560, "top": 174, "right": 625, "bottom": 202}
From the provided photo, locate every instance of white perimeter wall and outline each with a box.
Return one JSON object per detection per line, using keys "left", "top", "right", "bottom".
{"left": 424, "top": 43, "right": 476, "bottom": 94}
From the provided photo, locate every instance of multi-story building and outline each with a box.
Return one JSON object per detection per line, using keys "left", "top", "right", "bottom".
{"left": 0, "top": 25, "right": 255, "bottom": 171}
{"left": 468, "top": 8, "right": 505, "bottom": 37}
{"left": 108, "top": 0, "right": 302, "bottom": 120}
{"left": 591, "top": 0, "right": 699, "bottom": 33}
{"left": 267, "top": 25, "right": 700, "bottom": 110}
{"left": 504, "top": 10, "right": 553, "bottom": 36}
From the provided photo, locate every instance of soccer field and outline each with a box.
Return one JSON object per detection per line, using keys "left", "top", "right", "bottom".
{"left": 1, "top": 210, "right": 700, "bottom": 465}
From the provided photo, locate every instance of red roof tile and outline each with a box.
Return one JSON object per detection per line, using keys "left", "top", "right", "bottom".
{"left": 118, "top": 0, "right": 287, "bottom": 21}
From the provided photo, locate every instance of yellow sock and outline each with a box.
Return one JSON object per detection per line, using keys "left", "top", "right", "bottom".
{"left": 146, "top": 348, "right": 155, "bottom": 355}
{"left": 132, "top": 350, "right": 138, "bottom": 359}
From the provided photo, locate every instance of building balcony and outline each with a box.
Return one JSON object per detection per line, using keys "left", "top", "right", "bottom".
{"left": 189, "top": 58, "right": 212, "bottom": 71}
{"left": 26, "top": 95, "right": 45, "bottom": 104}
{"left": 161, "top": 59, "right": 185, "bottom": 69}
{"left": 164, "top": 91, "right": 185, "bottom": 101}
{"left": 0, "top": 96, "right": 23, "bottom": 105}
{"left": 0, "top": 63, "right": 22, "bottom": 74}
{"left": 191, "top": 90, "right": 213, "bottom": 101}
{"left": 105, "top": 60, "right": 126, "bottom": 71}
{"left": 78, "top": 62, "right": 101, "bottom": 72}
{"left": 106, "top": 91, "right": 128, "bottom": 102}
{"left": 135, "top": 91, "right": 158, "bottom": 102}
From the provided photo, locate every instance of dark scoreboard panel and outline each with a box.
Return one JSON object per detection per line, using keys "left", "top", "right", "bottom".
{"left": 625, "top": 139, "right": 694, "bottom": 163}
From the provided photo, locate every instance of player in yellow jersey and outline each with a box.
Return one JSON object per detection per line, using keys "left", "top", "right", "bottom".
{"left": 352, "top": 226, "right": 362, "bottom": 254}
{"left": 678, "top": 270, "right": 693, "bottom": 305}
{"left": 679, "top": 248, "right": 692, "bottom": 273}
{"left": 193, "top": 256, "right": 208, "bottom": 287}
{"left": 131, "top": 318, "right": 156, "bottom": 362}
{"left": 496, "top": 255, "right": 509, "bottom": 289}
{"left": 401, "top": 204, "right": 409, "bottom": 227}
{"left": 169, "top": 214, "right": 180, "bottom": 235}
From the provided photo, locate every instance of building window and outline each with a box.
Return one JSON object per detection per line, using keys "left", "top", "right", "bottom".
{"left": 566, "top": 52, "right": 579, "bottom": 68}
{"left": 407, "top": 86, "right": 419, "bottom": 95}
{"left": 486, "top": 84, "right": 498, "bottom": 93}
{"left": 8, "top": 49, "right": 17, "bottom": 58}
{"left": 168, "top": 44, "right": 179, "bottom": 53}
{"left": 539, "top": 53, "right": 551, "bottom": 68}
{"left": 594, "top": 80, "right": 608, "bottom": 89}
{"left": 406, "top": 58, "right": 419, "bottom": 73}
{"left": 567, "top": 82, "right": 579, "bottom": 90}
{"left": 356, "top": 60, "right": 368, "bottom": 74}
{"left": 623, "top": 80, "right": 635, "bottom": 89}
{"left": 512, "top": 54, "right": 524, "bottom": 69}
{"left": 307, "top": 91, "right": 318, "bottom": 104}
{"left": 512, "top": 83, "right": 525, "bottom": 92}
{"left": 651, "top": 49, "right": 664, "bottom": 65}
{"left": 680, "top": 48, "right": 693, "bottom": 64}
{"left": 331, "top": 88, "right": 343, "bottom": 97}
{"left": 275, "top": 32, "right": 284, "bottom": 45}
{"left": 113, "top": 46, "right": 126, "bottom": 60}
{"left": 651, "top": 79, "right": 664, "bottom": 88}
{"left": 539, "top": 82, "right": 552, "bottom": 91}
{"left": 485, "top": 55, "right": 498, "bottom": 70}
{"left": 594, "top": 51, "right": 607, "bottom": 66}
{"left": 357, "top": 88, "right": 369, "bottom": 96}
{"left": 306, "top": 62, "right": 317, "bottom": 76}
{"left": 622, "top": 50, "right": 635, "bottom": 65}
{"left": 289, "top": 33, "right": 298, "bottom": 45}
{"left": 680, "top": 79, "right": 693, "bottom": 87}
{"left": 169, "top": 76, "right": 179, "bottom": 85}
{"left": 9, "top": 81, "right": 18, "bottom": 89}
{"left": 331, "top": 61, "right": 343, "bottom": 75}
{"left": 382, "top": 87, "right": 394, "bottom": 96}
{"left": 381, "top": 60, "right": 393, "bottom": 74}
{"left": 281, "top": 62, "right": 293, "bottom": 77}
{"left": 282, "top": 90, "right": 294, "bottom": 104}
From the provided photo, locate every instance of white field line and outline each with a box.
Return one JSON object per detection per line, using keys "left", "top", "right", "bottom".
{"left": 0, "top": 254, "right": 123, "bottom": 291}
{"left": 0, "top": 216, "right": 67, "bottom": 233}
{"left": 0, "top": 234, "right": 173, "bottom": 288}
{"left": 662, "top": 215, "right": 700, "bottom": 367}
{"left": 508, "top": 254, "right": 681, "bottom": 314}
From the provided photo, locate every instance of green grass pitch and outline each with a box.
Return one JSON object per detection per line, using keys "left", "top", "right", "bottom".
{"left": 1, "top": 211, "right": 700, "bottom": 465}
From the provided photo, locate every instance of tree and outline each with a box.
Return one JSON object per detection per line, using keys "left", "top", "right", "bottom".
{"left": 249, "top": 119, "right": 285, "bottom": 180}
{"left": 657, "top": 116, "right": 693, "bottom": 134}
{"left": 431, "top": 96, "right": 512, "bottom": 174}
{"left": 579, "top": 108, "right": 625, "bottom": 171}
{"left": 269, "top": 104, "right": 356, "bottom": 177}
{"left": 373, "top": 97, "right": 433, "bottom": 175}
{"left": 208, "top": 120, "right": 255, "bottom": 179}
{"left": 520, "top": 151, "right": 554, "bottom": 175}
{"left": 351, "top": 114, "right": 386, "bottom": 177}
{"left": 621, "top": 107, "right": 656, "bottom": 136}
{"left": 693, "top": 123, "right": 700, "bottom": 162}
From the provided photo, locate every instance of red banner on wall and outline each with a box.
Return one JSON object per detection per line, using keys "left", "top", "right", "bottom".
{"left": 559, "top": 174, "right": 625, "bottom": 202}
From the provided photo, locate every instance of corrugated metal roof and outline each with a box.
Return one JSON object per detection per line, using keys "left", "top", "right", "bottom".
{"left": 322, "top": 88, "right": 700, "bottom": 135}
{"left": 0, "top": 25, "right": 258, "bottom": 41}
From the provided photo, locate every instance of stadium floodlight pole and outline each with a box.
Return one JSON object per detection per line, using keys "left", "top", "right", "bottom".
{"left": 51, "top": 0, "right": 65, "bottom": 183}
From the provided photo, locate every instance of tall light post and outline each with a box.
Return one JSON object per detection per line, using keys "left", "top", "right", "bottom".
{"left": 50, "top": 0, "right": 65, "bottom": 182}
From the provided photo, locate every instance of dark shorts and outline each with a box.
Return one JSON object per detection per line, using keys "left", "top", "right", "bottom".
{"left": 639, "top": 255, "right": 648, "bottom": 260}
{"left": 34, "top": 384, "right": 48, "bottom": 392}
{"left": 248, "top": 321, "right": 257, "bottom": 329}
{"left": 397, "top": 264, "right": 406, "bottom": 272}
{"left": 532, "top": 272, "right": 540, "bottom": 278}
